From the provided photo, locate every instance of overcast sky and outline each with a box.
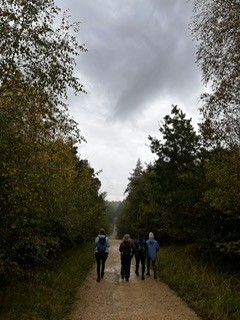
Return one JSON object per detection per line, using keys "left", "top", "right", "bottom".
{"left": 56, "top": 0, "right": 204, "bottom": 201}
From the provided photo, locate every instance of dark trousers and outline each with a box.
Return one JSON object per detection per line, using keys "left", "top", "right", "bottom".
{"left": 121, "top": 254, "right": 132, "bottom": 280}
{"left": 147, "top": 258, "right": 157, "bottom": 275}
{"left": 135, "top": 254, "right": 146, "bottom": 275}
{"left": 95, "top": 252, "right": 108, "bottom": 278}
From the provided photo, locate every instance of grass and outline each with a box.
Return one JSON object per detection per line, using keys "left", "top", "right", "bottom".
{"left": 0, "top": 242, "right": 95, "bottom": 320}
{"left": 1, "top": 241, "right": 239, "bottom": 320}
{"left": 157, "top": 245, "right": 240, "bottom": 320}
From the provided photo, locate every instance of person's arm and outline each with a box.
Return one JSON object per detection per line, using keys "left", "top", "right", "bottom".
{"left": 105, "top": 237, "right": 110, "bottom": 253}
{"left": 131, "top": 242, "right": 136, "bottom": 257}
{"left": 146, "top": 241, "right": 149, "bottom": 257}
{"left": 94, "top": 237, "right": 98, "bottom": 252}
{"left": 119, "top": 243, "right": 123, "bottom": 252}
{"left": 94, "top": 236, "right": 99, "bottom": 246}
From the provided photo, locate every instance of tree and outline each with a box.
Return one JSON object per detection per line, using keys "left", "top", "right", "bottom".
{"left": 203, "top": 146, "right": 240, "bottom": 257}
{"left": 0, "top": 0, "right": 86, "bottom": 101}
{"left": 117, "top": 160, "right": 145, "bottom": 238}
{"left": 118, "top": 106, "right": 205, "bottom": 242}
{"left": 0, "top": 1, "right": 109, "bottom": 272}
{"left": 190, "top": 0, "right": 240, "bottom": 145}
{"left": 124, "top": 158, "right": 143, "bottom": 194}
{"left": 148, "top": 105, "right": 204, "bottom": 240}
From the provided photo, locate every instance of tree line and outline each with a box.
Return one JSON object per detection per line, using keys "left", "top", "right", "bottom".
{"left": 0, "top": 0, "right": 108, "bottom": 273}
{"left": 117, "top": 0, "right": 240, "bottom": 267}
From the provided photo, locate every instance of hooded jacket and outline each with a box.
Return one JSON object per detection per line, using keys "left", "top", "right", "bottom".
{"left": 94, "top": 234, "right": 110, "bottom": 254}
{"left": 146, "top": 238, "right": 159, "bottom": 261}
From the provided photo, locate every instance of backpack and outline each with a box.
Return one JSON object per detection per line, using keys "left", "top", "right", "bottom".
{"left": 122, "top": 242, "right": 132, "bottom": 255}
{"left": 96, "top": 236, "right": 107, "bottom": 253}
{"left": 137, "top": 238, "right": 146, "bottom": 255}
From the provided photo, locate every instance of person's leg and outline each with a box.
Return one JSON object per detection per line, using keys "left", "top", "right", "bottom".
{"left": 121, "top": 264, "right": 124, "bottom": 279}
{"left": 146, "top": 258, "right": 150, "bottom": 275}
{"left": 101, "top": 253, "right": 108, "bottom": 277}
{"left": 121, "top": 255, "right": 125, "bottom": 279}
{"left": 95, "top": 253, "right": 101, "bottom": 282}
{"left": 152, "top": 260, "right": 157, "bottom": 278}
{"left": 141, "top": 256, "right": 146, "bottom": 279}
{"left": 135, "top": 255, "right": 140, "bottom": 276}
{"left": 125, "top": 256, "right": 131, "bottom": 280}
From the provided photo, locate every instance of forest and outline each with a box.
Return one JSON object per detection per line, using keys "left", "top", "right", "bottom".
{"left": 0, "top": 0, "right": 108, "bottom": 274}
{"left": 117, "top": 0, "right": 240, "bottom": 268}
{"left": 0, "top": 0, "right": 239, "bottom": 277}
{"left": 116, "top": 105, "right": 240, "bottom": 267}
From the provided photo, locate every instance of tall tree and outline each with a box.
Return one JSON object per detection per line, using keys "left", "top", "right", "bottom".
{"left": 0, "top": 1, "right": 108, "bottom": 272}
{"left": 202, "top": 146, "right": 240, "bottom": 257}
{"left": 1, "top": 0, "right": 86, "bottom": 101}
{"left": 117, "top": 160, "right": 145, "bottom": 237}
{"left": 190, "top": 0, "right": 240, "bottom": 145}
{"left": 148, "top": 105, "right": 204, "bottom": 240}
{"left": 124, "top": 158, "right": 143, "bottom": 194}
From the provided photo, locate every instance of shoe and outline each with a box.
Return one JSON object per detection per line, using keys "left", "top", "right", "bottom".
{"left": 96, "top": 277, "right": 100, "bottom": 282}
{"left": 141, "top": 275, "right": 145, "bottom": 280}
{"left": 146, "top": 272, "right": 150, "bottom": 276}
{"left": 125, "top": 278, "right": 129, "bottom": 281}
{"left": 135, "top": 271, "right": 139, "bottom": 276}
{"left": 154, "top": 274, "right": 157, "bottom": 279}
{"left": 101, "top": 272, "right": 104, "bottom": 278}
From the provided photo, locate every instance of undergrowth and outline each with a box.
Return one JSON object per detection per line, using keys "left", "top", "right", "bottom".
{"left": 158, "top": 245, "right": 240, "bottom": 320}
{"left": 0, "top": 242, "right": 95, "bottom": 320}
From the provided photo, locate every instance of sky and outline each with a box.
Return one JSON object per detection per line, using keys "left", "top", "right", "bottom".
{"left": 56, "top": 0, "right": 204, "bottom": 201}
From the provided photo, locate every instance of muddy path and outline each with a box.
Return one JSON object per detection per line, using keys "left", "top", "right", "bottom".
{"left": 70, "top": 238, "right": 201, "bottom": 320}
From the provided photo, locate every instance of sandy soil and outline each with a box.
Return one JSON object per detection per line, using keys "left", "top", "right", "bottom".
{"left": 70, "top": 235, "right": 201, "bottom": 320}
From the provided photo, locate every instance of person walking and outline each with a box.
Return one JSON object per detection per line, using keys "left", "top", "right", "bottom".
{"left": 134, "top": 233, "right": 148, "bottom": 280}
{"left": 119, "top": 234, "right": 135, "bottom": 281}
{"left": 94, "top": 228, "right": 110, "bottom": 282}
{"left": 146, "top": 232, "right": 159, "bottom": 279}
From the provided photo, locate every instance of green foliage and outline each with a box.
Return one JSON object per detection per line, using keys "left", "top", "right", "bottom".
{"left": 158, "top": 245, "right": 240, "bottom": 320}
{"left": 190, "top": 0, "right": 240, "bottom": 258}
{"left": 0, "top": 0, "right": 107, "bottom": 273}
{"left": 117, "top": 105, "right": 240, "bottom": 266}
{"left": 116, "top": 163, "right": 153, "bottom": 239}
{"left": 148, "top": 105, "right": 204, "bottom": 241}
{"left": 1, "top": 0, "right": 87, "bottom": 105}
{"left": 117, "top": 106, "right": 204, "bottom": 241}
{"left": 201, "top": 146, "right": 240, "bottom": 257}
{"left": 204, "top": 147, "right": 240, "bottom": 216}
{"left": 190, "top": 0, "right": 240, "bottom": 145}
{"left": 124, "top": 158, "right": 143, "bottom": 195}
{"left": 0, "top": 242, "right": 95, "bottom": 320}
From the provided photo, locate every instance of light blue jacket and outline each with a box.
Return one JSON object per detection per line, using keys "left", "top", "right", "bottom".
{"left": 94, "top": 234, "right": 110, "bottom": 253}
{"left": 146, "top": 239, "right": 159, "bottom": 261}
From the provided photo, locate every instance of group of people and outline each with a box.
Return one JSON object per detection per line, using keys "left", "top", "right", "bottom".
{"left": 94, "top": 228, "right": 159, "bottom": 282}
{"left": 119, "top": 232, "right": 159, "bottom": 281}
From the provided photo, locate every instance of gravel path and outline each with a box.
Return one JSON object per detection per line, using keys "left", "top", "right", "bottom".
{"left": 69, "top": 238, "right": 201, "bottom": 320}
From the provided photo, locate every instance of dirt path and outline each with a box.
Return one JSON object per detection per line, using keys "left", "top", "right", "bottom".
{"left": 70, "top": 239, "right": 201, "bottom": 320}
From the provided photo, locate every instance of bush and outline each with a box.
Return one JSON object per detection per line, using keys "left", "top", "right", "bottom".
{"left": 0, "top": 241, "right": 95, "bottom": 320}
{"left": 158, "top": 245, "right": 240, "bottom": 320}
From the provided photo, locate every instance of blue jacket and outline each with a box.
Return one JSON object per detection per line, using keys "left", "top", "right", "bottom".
{"left": 146, "top": 239, "right": 159, "bottom": 261}
{"left": 94, "top": 234, "right": 110, "bottom": 253}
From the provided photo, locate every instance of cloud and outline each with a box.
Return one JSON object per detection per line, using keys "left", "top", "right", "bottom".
{"left": 56, "top": 0, "right": 203, "bottom": 200}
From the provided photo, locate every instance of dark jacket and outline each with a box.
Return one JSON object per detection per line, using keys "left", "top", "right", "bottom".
{"left": 119, "top": 240, "right": 135, "bottom": 257}
{"left": 134, "top": 236, "right": 148, "bottom": 258}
